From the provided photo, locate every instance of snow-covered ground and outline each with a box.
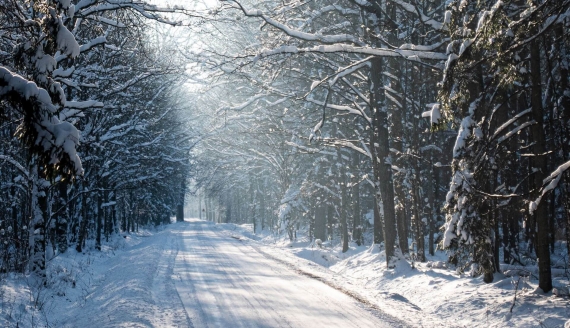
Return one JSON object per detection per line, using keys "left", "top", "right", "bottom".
{"left": 0, "top": 219, "right": 568, "bottom": 327}
{"left": 214, "top": 222, "right": 570, "bottom": 328}
{"left": 0, "top": 226, "right": 190, "bottom": 328}
{"left": 0, "top": 219, "right": 400, "bottom": 327}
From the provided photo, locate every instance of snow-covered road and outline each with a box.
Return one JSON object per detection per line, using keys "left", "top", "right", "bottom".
{"left": 15, "top": 219, "right": 568, "bottom": 328}
{"left": 51, "top": 220, "right": 401, "bottom": 327}
{"left": 173, "top": 220, "right": 397, "bottom": 327}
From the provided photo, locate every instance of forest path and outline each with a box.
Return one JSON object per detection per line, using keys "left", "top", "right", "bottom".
{"left": 171, "top": 219, "right": 398, "bottom": 328}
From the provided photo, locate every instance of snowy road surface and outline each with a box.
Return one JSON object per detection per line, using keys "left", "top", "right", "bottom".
{"left": 173, "top": 220, "right": 396, "bottom": 328}
{"left": 54, "top": 220, "right": 401, "bottom": 327}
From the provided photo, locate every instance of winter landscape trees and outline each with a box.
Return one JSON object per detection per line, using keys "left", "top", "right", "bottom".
{"left": 188, "top": 0, "right": 570, "bottom": 293}
{"left": 1, "top": 0, "right": 569, "bottom": 323}
{"left": 0, "top": 0, "right": 192, "bottom": 284}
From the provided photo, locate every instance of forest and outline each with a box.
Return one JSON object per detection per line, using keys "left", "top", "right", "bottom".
{"left": 0, "top": 0, "right": 193, "bottom": 287}
{"left": 1, "top": 0, "right": 569, "bottom": 301}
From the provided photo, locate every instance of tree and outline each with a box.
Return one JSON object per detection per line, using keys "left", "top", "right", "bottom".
{"left": 0, "top": 0, "right": 193, "bottom": 282}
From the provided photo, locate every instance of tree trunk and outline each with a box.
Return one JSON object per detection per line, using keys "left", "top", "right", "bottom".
{"left": 426, "top": 137, "right": 436, "bottom": 256}
{"left": 326, "top": 202, "right": 335, "bottom": 241}
{"left": 260, "top": 186, "right": 266, "bottom": 230}
{"left": 104, "top": 183, "right": 110, "bottom": 242}
{"left": 112, "top": 191, "right": 118, "bottom": 233}
{"left": 352, "top": 152, "right": 362, "bottom": 246}
{"left": 314, "top": 199, "right": 326, "bottom": 241}
{"left": 199, "top": 191, "right": 203, "bottom": 220}
{"left": 555, "top": 25, "right": 570, "bottom": 263}
{"left": 30, "top": 163, "right": 47, "bottom": 285}
{"left": 530, "top": 38, "right": 552, "bottom": 292}
{"left": 176, "top": 205, "right": 184, "bottom": 222}
{"left": 56, "top": 181, "right": 68, "bottom": 254}
{"left": 96, "top": 190, "right": 102, "bottom": 251}
{"left": 76, "top": 183, "right": 88, "bottom": 252}
{"left": 370, "top": 57, "right": 397, "bottom": 265}
{"left": 176, "top": 180, "right": 185, "bottom": 222}
{"left": 225, "top": 195, "right": 231, "bottom": 223}
{"left": 340, "top": 150, "right": 349, "bottom": 253}
{"left": 411, "top": 178, "right": 425, "bottom": 262}
{"left": 374, "top": 194, "right": 384, "bottom": 244}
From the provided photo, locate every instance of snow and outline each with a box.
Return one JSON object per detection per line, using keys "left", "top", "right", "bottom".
{"left": 65, "top": 100, "right": 104, "bottom": 109}
{"left": 421, "top": 103, "right": 441, "bottom": 124}
{"left": 453, "top": 115, "right": 474, "bottom": 157}
{"left": 240, "top": 5, "right": 360, "bottom": 44}
{"left": 328, "top": 59, "right": 369, "bottom": 86}
{"left": 35, "top": 116, "right": 83, "bottom": 175}
{"left": 79, "top": 36, "right": 106, "bottom": 53}
{"left": 445, "top": 53, "right": 459, "bottom": 71}
{"left": 310, "top": 80, "right": 320, "bottom": 90}
{"left": 390, "top": 0, "right": 444, "bottom": 30}
{"left": 35, "top": 50, "right": 56, "bottom": 74}
{"left": 530, "top": 160, "right": 570, "bottom": 215}
{"left": 95, "top": 16, "right": 126, "bottom": 28}
{"left": 1, "top": 220, "right": 567, "bottom": 327}
{"left": 0, "top": 220, "right": 399, "bottom": 327}
{"left": 0, "top": 66, "right": 56, "bottom": 112}
{"left": 67, "top": 4, "right": 75, "bottom": 19}
{"left": 458, "top": 39, "right": 473, "bottom": 56}
{"left": 53, "top": 66, "right": 75, "bottom": 78}
{"left": 444, "top": 10, "right": 452, "bottom": 26}
{"left": 257, "top": 44, "right": 449, "bottom": 61}
{"left": 398, "top": 39, "right": 449, "bottom": 51}
{"left": 492, "top": 108, "right": 531, "bottom": 140}
{"left": 476, "top": 1, "right": 503, "bottom": 33}
{"left": 56, "top": 20, "right": 80, "bottom": 58}
{"left": 218, "top": 222, "right": 570, "bottom": 328}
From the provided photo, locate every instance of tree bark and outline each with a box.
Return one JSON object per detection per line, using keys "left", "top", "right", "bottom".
{"left": 56, "top": 181, "right": 68, "bottom": 254}
{"left": 96, "top": 190, "right": 102, "bottom": 251}
{"left": 530, "top": 38, "right": 552, "bottom": 292}
{"left": 30, "top": 163, "right": 47, "bottom": 285}
{"left": 340, "top": 150, "right": 349, "bottom": 253}
{"left": 370, "top": 57, "right": 397, "bottom": 265}
{"left": 352, "top": 153, "right": 362, "bottom": 246}
{"left": 314, "top": 199, "right": 326, "bottom": 241}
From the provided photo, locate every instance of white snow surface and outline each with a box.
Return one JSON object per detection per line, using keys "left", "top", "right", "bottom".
{"left": 0, "top": 220, "right": 399, "bottom": 327}
{"left": 421, "top": 103, "right": 441, "bottom": 124}
{"left": 1, "top": 219, "right": 568, "bottom": 327}
{"left": 56, "top": 19, "right": 80, "bottom": 58}
{"left": 221, "top": 223, "right": 570, "bottom": 328}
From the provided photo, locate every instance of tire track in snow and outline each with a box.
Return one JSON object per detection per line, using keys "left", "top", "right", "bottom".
{"left": 174, "top": 220, "right": 398, "bottom": 327}
{"left": 151, "top": 229, "right": 194, "bottom": 327}
{"left": 174, "top": 225, "right": 225, "bottom": 328}
{"left": 197, "top": 223, "right": 293, "bottom": 328}
{"left": 214, "top": 225, "right": 407, "bottom": 328}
